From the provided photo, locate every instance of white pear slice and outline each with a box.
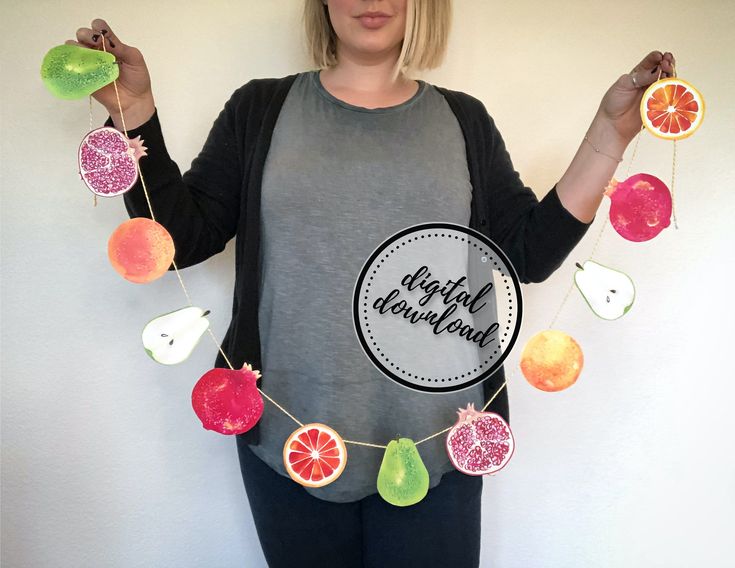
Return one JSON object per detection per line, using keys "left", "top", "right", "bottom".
{"left": 142, "top": 307, "right": 211, "bottom": 365}
{"left": 574, "top": 261, "right": 635, "bottom": 320}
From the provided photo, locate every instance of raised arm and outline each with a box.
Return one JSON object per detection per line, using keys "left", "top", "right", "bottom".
{"left": 484, "top": 115, "right": 595, "bottom": 284}
{"left": 472, "top": 50, "right": 677, "bottom": 285}
{"left": 555, "top": 50, "right": 677, "bottom": 222}
{"left": 103, "top": 93, "right": 243, "bottom": 269}
{"left": 68, "top": 18, "right": 243, "bottom": 270}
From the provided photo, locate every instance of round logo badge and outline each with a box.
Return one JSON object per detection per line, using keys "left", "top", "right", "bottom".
{"left": 352, "top": 223, "right": 523, "bottom": 393}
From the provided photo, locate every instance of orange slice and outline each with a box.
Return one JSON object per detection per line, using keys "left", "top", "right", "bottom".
{"left": 640, "top": 78, "right": 704, "bottom": 140}
{"left": 283, "top": 423, "right": 347, "bottom": 488}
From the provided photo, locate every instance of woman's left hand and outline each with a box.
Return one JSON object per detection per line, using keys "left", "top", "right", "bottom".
{"left": 596, "top": 51, "right": 677, "bottom": 144}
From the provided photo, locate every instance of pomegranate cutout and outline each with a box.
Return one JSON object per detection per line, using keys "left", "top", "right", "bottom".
{"left": 78, "top": 126, "right": 147, "bottom": 197}
{"left": 604, "top": 174, "right": 672, "bottom": 242}
{"left": 445, "top": 403, "right": 515, "bottom": 476}
{"left": 191, "top": 362, "right": 264, "bottom": 435}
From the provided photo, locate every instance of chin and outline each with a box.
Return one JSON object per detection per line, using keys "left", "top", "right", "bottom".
{"left": 347, "top": 37, "right": 402, "bottom": 58}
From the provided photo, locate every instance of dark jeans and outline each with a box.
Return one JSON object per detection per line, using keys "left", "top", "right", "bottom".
{"left": 236, "top": 436, "right": 483, "bottom": 567}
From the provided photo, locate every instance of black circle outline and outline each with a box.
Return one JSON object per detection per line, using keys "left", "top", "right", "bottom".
{"left": 352, "top": 222, "right": 523, "bottom": 393}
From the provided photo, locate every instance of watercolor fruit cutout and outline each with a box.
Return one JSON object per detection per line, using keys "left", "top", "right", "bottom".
{"left": 283, "top": 423, "right": 347, "bottom": 487}
{"left": 107, "top": 218, "right": 175, "bottom": 283}
{"left": 640, "top": 78, "right": 704, "bottom": 140}
{"left": 191, "top": 363, "right": 264, "bottom": 435}
{"left": 142, "top": 307, "right": 211, "bottom": 365}
{"left": 78, "top": 127, "right": 147, "bottom": 197}
{"left": 446, "top": 403, "right": 515, "bottom": 476}
{"left": 574, "top": 260, "right": 635, "bottom": 320}
{"left": 520, "top": 330, "right": 584, "bottom": 392}
{"left": 604, "top": 174, "right": 672, "bottom": 242}
{"left": 40, "top": 44, "right": 119, "bottom": 100}
{"left": 377, "top": 437, "right": 430, "bottom": 506}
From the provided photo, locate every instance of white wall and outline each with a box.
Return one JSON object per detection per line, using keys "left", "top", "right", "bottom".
{"left": 2, "top": 1, "right": 734, "bottom": 566}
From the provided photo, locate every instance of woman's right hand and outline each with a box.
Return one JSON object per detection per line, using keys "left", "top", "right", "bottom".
{"left": 66, "top": 18, "right": 155, "bottom": 130}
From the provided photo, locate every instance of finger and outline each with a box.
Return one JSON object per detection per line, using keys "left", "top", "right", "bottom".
{"left": 627, "top": 66, "right": 662, "bottom": 90}
{"left": 648, "top": 56, "right": 674, "bottom": 80}
{"left": 632, "top": 50, "right": 664, "bottom": 74}
{"left": 661, "top": 52, "right": 676, "bottom": 76}
{"left": 75, "top": 27, "right": 99, "bottom": 48}
{"left": 90, "top": 18, "right": 124, "bottom": 54}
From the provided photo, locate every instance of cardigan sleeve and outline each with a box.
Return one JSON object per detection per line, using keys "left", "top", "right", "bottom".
{"left": 485, "top": 116, "right": 595, "bottom": 284}
{"left": 103, "top": 91, "right": 243, "bottom": 269}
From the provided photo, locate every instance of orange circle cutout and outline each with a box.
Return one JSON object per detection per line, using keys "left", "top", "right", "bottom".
{"left": 283, "top": 423, "right": 347, "bottom": 488}
{"left": 108, "top": 218, "right": 175, "bottom": 284}
{"left": 640, "top": 78, "right": 704, "bottom": 140}
{"left": 520, "top": 330, "right": 583, "bottom": 392}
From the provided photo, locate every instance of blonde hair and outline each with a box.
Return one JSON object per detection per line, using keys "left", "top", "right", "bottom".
{"left": 303, "top": 0, "right": 452, "bottom": 80}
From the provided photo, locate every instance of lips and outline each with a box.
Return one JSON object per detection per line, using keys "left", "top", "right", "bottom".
{"left": 357, "top": 13, "right": 391, "bottom": 29}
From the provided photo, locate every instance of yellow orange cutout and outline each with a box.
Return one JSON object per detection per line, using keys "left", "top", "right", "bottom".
{"left": 640, "top": 78, "right": 704, "bottom": 141}
{"left": 520, "top": 330, "right": 583, "bottom": 392}
{"left": 108, "top": 218, "right": 175, "bottom": 284}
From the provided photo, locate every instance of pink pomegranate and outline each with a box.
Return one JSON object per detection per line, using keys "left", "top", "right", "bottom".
{"left": 446, "top": 403, "right": 515, "bottom": 476}
{"left": 191, "top": 362, "right": 264, "bottom": 435}
{"left": 604, "top": 173, "right": 672, "bottom": 242}
{"left": 78, "top": 127, "right": 147, "bottom": 197}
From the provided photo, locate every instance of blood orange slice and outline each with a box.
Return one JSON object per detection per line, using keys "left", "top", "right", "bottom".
{"left": 283, "top": 423, "right": 347, "bottom": 488}
{"left": 640, "top": 78, "right": 704, "bottom": 140}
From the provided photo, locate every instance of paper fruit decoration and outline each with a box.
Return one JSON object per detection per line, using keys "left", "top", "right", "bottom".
{"left": 377, "top": 437, "right": 430, "bottom": 506}
{"left": 107, "top": 218, "right": 175, "bottom": 283}
{"left": 191, "top": 362, "right": 264, "bottom": 435}
{"left": 520, "top": 330, "right": 583, "bottom": 392}
{"left": 40, "top": 44, "right": 119, "bottom": 100}
{"left": 446, "top": 403, "right": 514, "bottom": 476}
{"left": 604, "top": 174, "right": 672, "bottom": 242}
{"left": 79, "top": 127, "right": 147, "bottom": 197}
{"left": 641, "top": 78, "right": 704, "bottom": 141}
{"left": 142, "top": 307, "right": 211, "bottom": 365}
{"left": 574, "top": 261, "right": 635, "bottom": 320}
{"left": 283, "top": 423, "right": 347, "bottom": 488}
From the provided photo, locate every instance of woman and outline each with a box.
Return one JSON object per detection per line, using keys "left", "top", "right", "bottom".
{"left": 69, "top": 2, "right": 675, "bottom": 566}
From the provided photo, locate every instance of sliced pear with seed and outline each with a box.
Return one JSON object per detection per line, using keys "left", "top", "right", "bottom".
{"left": 574, "top": 261, "right": 635, "bottom": 320}
{"left": 142, "top": 307, "right": 211, "bottom": 365}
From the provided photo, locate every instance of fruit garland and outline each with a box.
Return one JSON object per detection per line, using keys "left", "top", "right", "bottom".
{"left": 42, "top": 40, "right": 703, "bottom": 507}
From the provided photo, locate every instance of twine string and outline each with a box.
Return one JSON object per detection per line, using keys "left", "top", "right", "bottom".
{"left": 666, "top": 62, "right": 679, "bottom": 230}
{"left": 671, "top": 139, "right": 678, "bottom": 229}
{"left": 93, "top": 33, "right": 659, "bottom": 453}
{"left": 89, "top": 95, "right": 97, "bottom": 207}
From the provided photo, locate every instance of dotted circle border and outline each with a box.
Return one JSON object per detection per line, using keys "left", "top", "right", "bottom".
{"left": 352, "top": 222, "right": 523, "bottom": 393}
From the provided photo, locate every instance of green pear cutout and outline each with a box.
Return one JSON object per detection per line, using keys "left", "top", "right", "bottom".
{"left": 40, "top": 44, "right": 119, "bottom": 100}
{"left": 142, "top": 307, "right": 210, "bottom": 365}
{"left": 574, "top": 260, "right": 635, "bottom": 320}
{"left": 377, "top": 437, "right": 429, "bottom": 507}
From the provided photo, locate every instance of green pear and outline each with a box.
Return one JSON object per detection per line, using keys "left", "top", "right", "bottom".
{"left": 40, "top": 44, "right": 119, "bottom": 100}
{"left": 574, "top": 260, "right": 635, "bottom": 320}
{"left": 142, "top": 307, "right": 210, "bottom": 365}
{"left": 377, "top": 437, "right": 429, "bottom": 507}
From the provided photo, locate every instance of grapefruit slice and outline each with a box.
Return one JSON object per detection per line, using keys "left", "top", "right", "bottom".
{"left": 283, "top": 423, "right": 347, "bottom": 488}
{"left": 640, "top": 78, "right": 704, "bottom": 140}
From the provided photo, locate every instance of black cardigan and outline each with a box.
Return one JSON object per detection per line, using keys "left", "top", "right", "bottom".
{"left": 105, "top": 73, "right": 594, "bottom": 445}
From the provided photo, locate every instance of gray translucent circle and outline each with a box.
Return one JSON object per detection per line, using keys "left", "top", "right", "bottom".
{"left": 352, "top": 222, "right": 523, "bottom": 393}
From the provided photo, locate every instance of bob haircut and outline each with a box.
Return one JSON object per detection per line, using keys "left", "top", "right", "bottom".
{"left": 303, "top": 0, "right": 452, "bottom": 80}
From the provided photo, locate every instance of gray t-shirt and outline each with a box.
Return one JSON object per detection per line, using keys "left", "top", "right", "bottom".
{"left": 250, "top": 69, "right": 487, "bottom": 503}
